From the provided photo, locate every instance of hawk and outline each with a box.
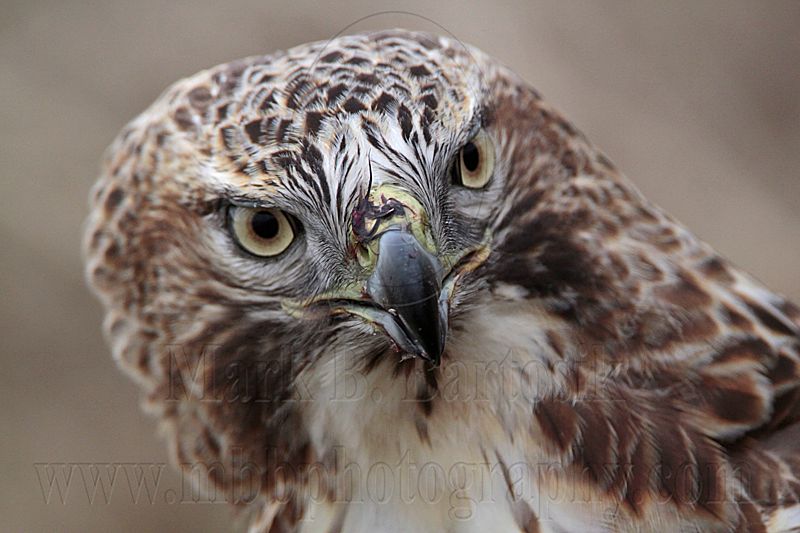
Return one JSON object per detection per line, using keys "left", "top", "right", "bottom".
{"left": 84, "top": 30, "right": 800, "bottom": 532}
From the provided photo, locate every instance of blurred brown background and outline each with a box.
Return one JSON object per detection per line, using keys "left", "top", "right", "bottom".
{"left": 1, "top": 1, "right": 798, "bottom": 531}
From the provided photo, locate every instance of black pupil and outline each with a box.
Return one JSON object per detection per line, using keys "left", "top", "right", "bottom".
{"left": 461, "top": 142, "right": 480, "bottom": 173}
{"left": 251, "top": 211, "right": 280, "bottom": 240}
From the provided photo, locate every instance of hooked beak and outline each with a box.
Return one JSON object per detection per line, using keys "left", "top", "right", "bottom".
{"left": 365, "top": 229, "right": 447, "bottom": 365}
{"left": 283, "top": 184, "right": 489, "bottom": 367}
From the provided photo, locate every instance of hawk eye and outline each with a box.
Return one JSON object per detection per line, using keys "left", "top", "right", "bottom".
{"left": 228, "top": 206, "right": 296, "bottom": 257}
{"left": 452, "top": 130, "right": 495, "bottom": 189}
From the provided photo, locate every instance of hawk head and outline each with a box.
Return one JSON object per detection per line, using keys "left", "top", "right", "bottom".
{"left": 85, "top": 26, "right": 562, "bottom": 502}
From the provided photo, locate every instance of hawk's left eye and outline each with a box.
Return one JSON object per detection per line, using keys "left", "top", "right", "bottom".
{"left": 451, "top": 130, "right": 495, "bottom": 189}
{"left": 228, "top": 206, "right": 296, "bottom": 257}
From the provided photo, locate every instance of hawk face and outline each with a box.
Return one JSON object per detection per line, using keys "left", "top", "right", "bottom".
{"left": 220, "top": 52, "right": 499, "bottom": 367}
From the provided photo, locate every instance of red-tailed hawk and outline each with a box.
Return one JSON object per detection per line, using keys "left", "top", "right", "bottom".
{"left": 84, "top": 30, "right": 800, "bottom": 532}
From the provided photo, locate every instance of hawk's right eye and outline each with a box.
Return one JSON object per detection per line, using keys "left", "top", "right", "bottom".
{"left": 451, "top": 130, "right": 495, "bottom": 189}
{"left": 228, "top": 206, "right": 296, "bottom": 257}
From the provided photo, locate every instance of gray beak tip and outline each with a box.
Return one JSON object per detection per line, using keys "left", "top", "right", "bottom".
{"left": 365, "top": 229, "right": 446, "bottom": 366}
